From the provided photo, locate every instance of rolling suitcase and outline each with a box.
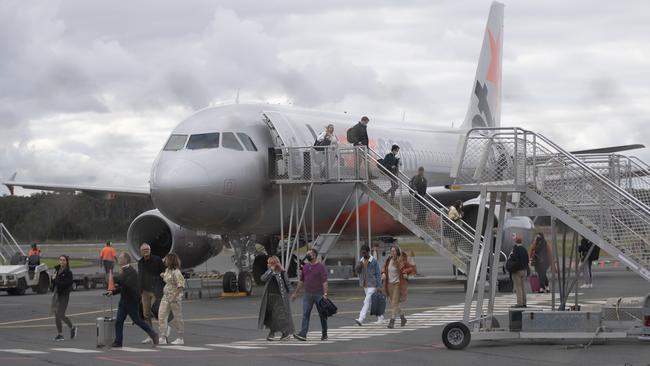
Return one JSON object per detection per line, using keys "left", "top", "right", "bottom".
{"left": 97, "top": 297, "right": 115, "bottom": 348}
{"left": 370, "top": 291, "right": 386, "bottom": 316}
{"left": 529, "top": 273, "right": 541, "bottom": 293}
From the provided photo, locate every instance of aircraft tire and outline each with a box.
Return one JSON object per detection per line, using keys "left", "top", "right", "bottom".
{"left": 238, "top": 272, "right": 253, "bottom": 295}
{"left": 442, "top": 322, "right": 471, "bottom": 350}
{"left": 223, "top": 271, "right": 237, "bottom": 293}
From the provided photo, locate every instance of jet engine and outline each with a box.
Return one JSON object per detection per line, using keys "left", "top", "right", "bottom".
{"left": 126, "top": 209, "right": 224, "bottom": 269}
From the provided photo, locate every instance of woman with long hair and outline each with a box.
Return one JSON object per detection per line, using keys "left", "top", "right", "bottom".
{"left": 52, "top": 255, "right": 77, "bottom": 341}
{"left": 381, "top": 246, "right": 416, "bottom": 329}
{"left": 158, "top": 253, "right": 185, "bottom": 345}
{"left": 258, "top": 255, "right": 294, "bottom": 341}
{"left": 528, "top": 232, "right": 553, "bottom": 293}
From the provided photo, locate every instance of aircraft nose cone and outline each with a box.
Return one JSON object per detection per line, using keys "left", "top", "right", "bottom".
{"left": 151, "top": 159, "right": 211, "bottom": 225}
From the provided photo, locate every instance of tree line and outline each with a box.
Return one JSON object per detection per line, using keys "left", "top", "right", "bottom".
{"left": 0, "top": 192, "right": 153, "bottom": 243}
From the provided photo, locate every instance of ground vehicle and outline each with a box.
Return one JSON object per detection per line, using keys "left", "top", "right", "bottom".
{"left": 0, "top": 254, "right": 50, "bottom": 295}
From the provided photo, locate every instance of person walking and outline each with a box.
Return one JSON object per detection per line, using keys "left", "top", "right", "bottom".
{"left": 100, "top": 241, "right": 117, "bottom": 282}
{"left": 291, "top": 248, "right": 329, "bottom": 341}
{"left": 381, "top": 246, "right": 416, "bottom": 329}
{"left": 347, "top": 116, "right": 369, "bottom": 146}
{"left": 382, "top": 145, "right": 400, "bottom": 201}
{"left": 354, "top": 245, "right": 384, "bottom": 326}
{"left": 409, "top": 167, "right": 428, "bottom": 223}
{"left": 578, "top": 237, "right": 599, "bottom": 288}
{"left": 158, "top": 253, "right": 185, "bottom": 345}
{"left": 258, "top": 256, "right": 294, "bottom": 341}
{"left": 106, "top": 252, "right": 159, "bottom": 348}
{"left": 528, "top": 233, "right": 553, "bottom": 293}
{"left": 51, "top": 255, "right": 77, "bottom": 341}
{"left": 507, "top": 236, "right": 529, "bottom": 307}
{"left": 137, "top": 243, "right": 165, "bottom": 344}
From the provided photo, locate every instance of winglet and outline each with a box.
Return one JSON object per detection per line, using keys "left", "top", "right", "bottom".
{"left": 4, "top": 172, "right": 17, "bottom": 196}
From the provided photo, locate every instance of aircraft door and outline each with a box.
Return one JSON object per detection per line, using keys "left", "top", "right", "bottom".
{"left": 263, "top": 111, "right": 310, "bottom": 179}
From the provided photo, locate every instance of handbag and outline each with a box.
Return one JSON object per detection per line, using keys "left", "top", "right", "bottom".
{"left": 370, "top": 291, "right": 386, "bottom": 316}
{"left": 316, "top": 296, "right": 338, "bottom": 317}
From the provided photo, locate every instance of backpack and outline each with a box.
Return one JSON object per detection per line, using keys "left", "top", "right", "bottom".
{"left": 347, "top": 126, "right": 358, "bottom": 144}
{"left": 588, "top": 245, "right": 600, "bottom": 261}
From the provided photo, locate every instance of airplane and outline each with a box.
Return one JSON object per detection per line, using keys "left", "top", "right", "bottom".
{"left": 3, "top": 2, "right": 640, "bottom": 293}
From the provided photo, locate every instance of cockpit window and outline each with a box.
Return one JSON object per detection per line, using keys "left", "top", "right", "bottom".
{"left": 163, "top": 134, "right": 188, "bottom": 151}
{"left": 222, "top": 132, "right": 244, "bottom": 151}
{"left": 236, "top": 133, "right": 258, "bottom": 151}
{"left": 187, "top": 133, "right": 220, "bottom": 150}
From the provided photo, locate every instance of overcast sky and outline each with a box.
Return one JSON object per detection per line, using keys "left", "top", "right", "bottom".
{"left": 1, "top": 0, "right": 649, "bottom": 195}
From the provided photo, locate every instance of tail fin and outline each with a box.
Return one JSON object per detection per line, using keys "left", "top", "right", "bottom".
{"left": 460, "top": 2, "right": 504, "bottom": 130}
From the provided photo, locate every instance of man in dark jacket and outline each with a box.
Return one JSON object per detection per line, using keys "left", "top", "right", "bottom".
{"left": 107, "top": 252, "right": 159, "bottom": 348}
{"left": 508, "top": 236, "right": 529, "bottom": 307}
{"left": 348, "top": 116, "right": 369, "bottom": 146}
{"left": 382, "top": 145, "right": 400, "bottom": 200}
{"left": 137, "top": 243, "right": 165, "bottom": 344}
{"left": 409, "top": 167, "right": 428, "bottom": 222}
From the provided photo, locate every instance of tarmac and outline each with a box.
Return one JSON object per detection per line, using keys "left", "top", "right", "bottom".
{"left": 1, "top": 245, "right": 650, "bottom": 366}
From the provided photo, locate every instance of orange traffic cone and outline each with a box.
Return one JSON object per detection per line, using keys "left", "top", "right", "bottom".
{"left": 107, "top": 269, "right": 116, "bottom": 291}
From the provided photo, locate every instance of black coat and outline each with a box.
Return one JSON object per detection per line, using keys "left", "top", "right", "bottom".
{"left": 409, "top": 175, "right": 427, "bottom": 195}
{"left": 382, "top": 152, "right": 399, "bottom": 174}
{"left": 52, "top": 266, "right": 73, "bottom": 296}
{"left": 349, "top": 122, "right": 368, "bottom": 146}
{"left": 510, "top": 245, "right": 529, "bottom": 273}
{"left": 137, "top": 255, "right": 165, "bottom": 296}
{"left": 112, "top": 266, "right": 141, "bottom": 305}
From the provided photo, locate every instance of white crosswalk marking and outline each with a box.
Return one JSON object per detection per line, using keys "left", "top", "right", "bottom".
{"left": 0, "top": 349, "right": 48, "bottom": 355}
{"left": 206, "top": 344, "right": 266, "bottom": 350}
{"left": 115, "top": 347, "right": 158, "bottom": 352}
{"left": 206, "top": 293, "right": 559, "bottom": 350}
{"left": 50, "top": 348, "right": 102, "bottom": 353}
{"left": 158, "top": 345, "right": 211, "bottom": 351}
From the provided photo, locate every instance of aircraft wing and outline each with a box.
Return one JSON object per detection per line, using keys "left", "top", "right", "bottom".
{"left": 571, "top": 144, "right": 645, "bottom": 155}
{"left": 3, "top": 175, "right": 150, "bottom": 198}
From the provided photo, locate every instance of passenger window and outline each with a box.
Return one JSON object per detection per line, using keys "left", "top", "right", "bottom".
{"left": 187, "top": 133, "right": 220, "bottom": 150}
{"left": 163, "top": 134, "right": 188, "bottom": 151}
{"left": 222, "top": 132, "right": 244, "bottom": 151}
{"left": 237, "top": 133, "right": 258, "bottom": 151}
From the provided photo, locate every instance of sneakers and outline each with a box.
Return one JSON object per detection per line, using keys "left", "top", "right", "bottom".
{"left": 141, "top": 336, "right": 153, "bottom": 344}
{"left": 589, "top": 283, "right": 593, "bottom": 288}
{"left": 374, "top": 317, "right": 384, "bottom": 325}
{"left": 171, "top": 338, "right": 184, "bottom": 345}
{"left": 400, "top": 315, "right": 407, "bottom": 327}
{"left": 159, "top": 337, "right": 168, "bottom": 345}
{"left": 70, "top": 327, "right": 78, "bottom": 339}
{"left": 387, "top": 319, "right": 395, "bottom": 329}
{"left": 355, "top": 319, "right": 363, "bottom": 326}
{"left": 266, "top": 331, "right": 276, "bottom": 341}
{"left": 579, "top": 284, "right": 590, "bottom": 289}
{"left": 321, "top": 335, "right": 328, "bottom": 341}
{"left": 279, "top": 333, "right": 291, "bottom": 341}
{"left": 54, "top": 334, "right": 65, "bottom": 341}
{"left": 110, "top": 342, "right": 122, "bottom": 348}
{"left": 293, "top": 334, "right": 307, "bottom": 341}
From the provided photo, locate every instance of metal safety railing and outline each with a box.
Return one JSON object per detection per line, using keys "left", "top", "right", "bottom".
{"left": 269, "top": 145, "right": 505, "bottom": 275}
{"left": 453, "top": 127, "right": 650, "bottom": 281}
{"left": 0, "top": 223, "right": 24, "bottom": 264}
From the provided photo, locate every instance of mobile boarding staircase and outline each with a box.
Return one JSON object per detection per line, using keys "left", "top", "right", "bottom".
{"left": 269, "top": 145, "right": 502, "bottom": 283}
{"left": 0, "top": 223, "right": 24, "bottom": 265}
{"left": 449, "top": 127, "right": 650, "bottom": 325}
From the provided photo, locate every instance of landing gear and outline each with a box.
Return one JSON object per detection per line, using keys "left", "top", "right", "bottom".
{"left": 238, "top": 272, "right": 253, "bottom": 295}
{"left": 222, "top": 234, "right": 260, "bottom": 295}
{"left": 223, "top": 271, "right": 237, "bottom": 293}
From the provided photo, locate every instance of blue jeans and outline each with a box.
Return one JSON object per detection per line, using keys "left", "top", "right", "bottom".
{"left": 299, "top": 292, "right": 327, "bottom": 337}
{"left": 114, "top": 300, "right": 158, "bottom": 346}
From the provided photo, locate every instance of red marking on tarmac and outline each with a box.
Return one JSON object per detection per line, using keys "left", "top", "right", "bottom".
{"left": 0, "top": 356, "right": 32, "bottom": 361}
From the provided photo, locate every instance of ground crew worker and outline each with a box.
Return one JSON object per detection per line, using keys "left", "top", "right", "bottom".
{"left": 28, "top": 243, "right": 41, "bottom": 257}
{"left": 100, "top": 241, "right": 117, "bottom": 281}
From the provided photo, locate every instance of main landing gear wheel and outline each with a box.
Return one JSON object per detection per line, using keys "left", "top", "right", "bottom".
{"left": 222, "top": 271, "right": 237, "bottom": 293}
{"left": 442, "top": 322, "right": 471, "bottom": 350}
{"left": 238, "top": 272, "right": 253, "bottom": 295}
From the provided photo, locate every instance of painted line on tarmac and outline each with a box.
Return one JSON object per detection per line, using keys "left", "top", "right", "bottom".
{"left": 96, "top": 356, "right": 157, "bottom": 366}
{"left": 115, "top": 347, "right": 158, "bottom": 353}
{"left": 0, "top": 309, "right": 105, "bottom": 326}
{"left": 0, "top": 349, "right": 48, "bottom": 354}
{"left": 50, "top": 347, "right": 102, "bottom": 353}
{"left": 207, "top": 344, "right": 266, "bottom": 349}
{"left": 157, "top": 345, "right": 211, "bottom": 351}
